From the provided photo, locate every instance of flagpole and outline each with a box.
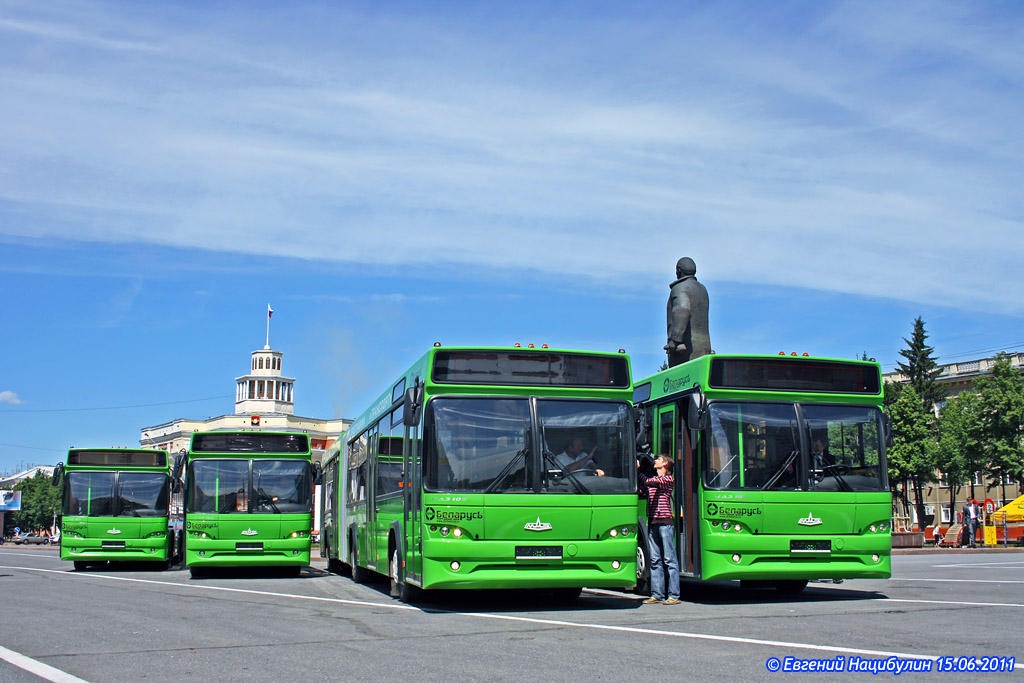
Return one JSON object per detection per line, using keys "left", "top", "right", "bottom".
{"left": 266, "top": 303, "right": 271, "bottom": 349}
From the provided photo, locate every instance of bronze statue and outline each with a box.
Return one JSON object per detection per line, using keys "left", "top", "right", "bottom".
{"left": 665, "top": 257, "right": 710, "bottom": 367}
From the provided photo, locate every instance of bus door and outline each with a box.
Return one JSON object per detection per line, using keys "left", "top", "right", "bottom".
{"left": 321, "top": 456, "right": 338, "bottom": 561}
{"left": 403, "top": 415, "right": 423, "bottom": 584}
{"left": 677, "top": 399, "right": 698, "bottom": 577}
{"left": 654, "top": 405, "right": 685, "bottom": 576}
{"left": 366, "top": 424, "right": 381, "bottom": 570}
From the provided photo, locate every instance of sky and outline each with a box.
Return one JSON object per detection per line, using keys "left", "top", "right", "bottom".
{"left": 1, "top": 0, "right": 1022, "bottom": 474}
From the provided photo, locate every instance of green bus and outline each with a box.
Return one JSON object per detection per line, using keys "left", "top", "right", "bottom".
{"left": 53, "top": 448, "right": 174, "bottom": 571}
{"left": 320, "top": 345, "right": 639, "bottom": 602}
{"left": 633, "top": 354, "right": 892, "bottom": 593}
{"left": 176, "top": 431, "right": 318, "bottom": 577}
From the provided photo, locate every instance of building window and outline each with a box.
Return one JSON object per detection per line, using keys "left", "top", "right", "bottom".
{"left": 941, "top": 506, "right": 951, "bottom": 523}
{"left": 248, "top": 380, "right": 255, "bottom": 399}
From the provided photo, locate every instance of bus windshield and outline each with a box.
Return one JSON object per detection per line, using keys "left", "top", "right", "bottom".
{"left": 425, "top": 397, "right": 634, "bottom": 494}
{"left": 704, "top": 402, "right": 886, "bottom": 492}
{"left": 66, "top": 472, "right": 115, "bottom": 517}
{"left": 65, "top": 471, "right": 169, "bottom": 517}
{"left": 188, "top": 459, "right": 312, "bottom": 514}
{"left": 117, "top": 473, "right": 169, "bottom": 517}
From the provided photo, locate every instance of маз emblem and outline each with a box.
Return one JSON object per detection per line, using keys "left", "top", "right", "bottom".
{"left": 524, "top": 517, "right": 552, "bottom": 532}
{"left": 797, "top": 512, "right": 822, "bottom": 526}
{"left": 241, "top": 528, "right": 258, "bottom": 536}
{"left": 107, "top": 528, "right": 122, "bottom": 535}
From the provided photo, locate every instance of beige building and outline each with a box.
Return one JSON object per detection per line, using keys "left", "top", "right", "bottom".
{"left": 140, "top": 341, "right": 350, "bottom": 463}
{"left": 883, "top": 351, "right": 1024, "bottom": 531}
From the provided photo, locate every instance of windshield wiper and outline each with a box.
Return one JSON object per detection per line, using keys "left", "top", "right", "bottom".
{"left": 485, "top": 447, "right": 528, "bottom": 493}
{"left": 762, "top": 450, "right": 799, "bottom": 490}
{"left": 255, "top": 472, "right": 280, "bottom": 512}
{"left": 818, "top": 463, "right": 853, "bottom": 492}
{"left": 544, "top": 450, "right": 591, "bottom": 494}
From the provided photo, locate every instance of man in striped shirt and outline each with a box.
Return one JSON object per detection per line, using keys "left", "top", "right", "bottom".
{"left": 639, "top": 454, "right": 681, "bottom": 605}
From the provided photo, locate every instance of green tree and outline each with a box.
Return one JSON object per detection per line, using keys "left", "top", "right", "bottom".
{"left": 936, "top": 391, "right": 980, "bottom": 506}
{"left": 974, "top": 353, "right": 1024, "bottom": 505}
{"left": 11, "top": 471, "right": 61, "bottom": 533}
{"left": 896, "top": 317, "right": 947, "bottom": 413}
{"left": 888, "top": 385, "right": 936, "bottom": 529}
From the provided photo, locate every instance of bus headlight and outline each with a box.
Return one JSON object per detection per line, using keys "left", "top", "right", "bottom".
{"left": 722, "top": 522, "right": 731, "bottom": 531}
{"left": 732, "top": 554, "right": 741, "bottom": 563}
{"left": 609, "top": 528, "right": 618, "bottom": 537}
{"left": 612, "top": 560, "right": 621, "bottom": 570}
{"left": 440, "top": 526, "right": 450, "bottom": 537}
{"left": 453, "top": 528, "right": 463, "bottom": 538}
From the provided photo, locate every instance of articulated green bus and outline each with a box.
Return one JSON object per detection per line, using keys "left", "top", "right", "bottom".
{"left": 177, "top": 431, "right": 317, "bottom": 577}
{"left": 633, "top": 354, "right": 892, "bottom": 593}
{"left": 320, "top": 345, "right": 639, "bottom": 602}
{"left": 54, "top": 448, "right": 174, "bottom": 571}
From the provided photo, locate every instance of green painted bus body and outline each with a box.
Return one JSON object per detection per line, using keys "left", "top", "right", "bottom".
{"left": 635, "top": 354, "right": 892, "bottom": 584}
{"left": 321, "top": 346, "right": 638, "bottom": 594}
{"left": 183, "top": 431, "right": 313, "bottom": 569}
{"left": 59, "top": 448, "right": 174, "bottom": 566}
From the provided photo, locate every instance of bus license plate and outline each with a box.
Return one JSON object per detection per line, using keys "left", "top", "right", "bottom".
{"left": 101, "top": 541, "right": 126, "bottom": 548}
{"left": 236, "top": 542, "right": 264, "bottom": 551}
{"left": 515, "top": 545, "right": 562, "bottom": 560}
{"left": 790, "top": 539, "right": 830, "bottom": 553}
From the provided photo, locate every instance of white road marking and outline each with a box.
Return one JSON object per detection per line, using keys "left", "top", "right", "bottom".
{"left": 0, "top": 644, "right": 89, "bottom": 683}
{"left": 4, "top": 565, "right": 1022, "bottom": 669}
{"left": 895, "top": 577, "right": 1024, "bottom": 585}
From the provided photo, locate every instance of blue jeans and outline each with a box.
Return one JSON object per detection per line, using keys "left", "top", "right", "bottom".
{"left": 648, "top": 523, "right": 680, "bottom": 600}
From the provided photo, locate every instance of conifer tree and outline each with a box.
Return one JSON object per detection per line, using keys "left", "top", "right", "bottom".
{"left": 896, "top": 317, "right": 946, "bottom": 413}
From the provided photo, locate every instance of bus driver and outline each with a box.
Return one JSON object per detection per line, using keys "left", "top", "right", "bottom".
{"left": 554, "top": 438, "right": 605, "bottom": 476}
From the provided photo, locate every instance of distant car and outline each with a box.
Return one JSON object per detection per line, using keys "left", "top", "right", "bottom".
{"left": 13, "top": 532, "right": 50, "bottom": 545}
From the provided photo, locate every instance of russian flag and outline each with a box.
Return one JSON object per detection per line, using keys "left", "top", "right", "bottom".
{"left": 268, "top": 304, "right": 274, "bottom": 319}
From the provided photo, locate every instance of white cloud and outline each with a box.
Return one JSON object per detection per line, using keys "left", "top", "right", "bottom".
{"left": 0, "top": 1, "right": 1021, "bottom": 315}
{"left": 0, "top": 391, "right": 23, "bottom": 405}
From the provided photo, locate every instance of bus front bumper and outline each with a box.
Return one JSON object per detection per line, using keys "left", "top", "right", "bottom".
{"left": 185, "top": 538, "right": 310, "bottom": 567}
{"left": 700, "top": 533, "right": 891, "bottom": 581}
{"left": 61, "top": 537, "right": 171, "bottom": 563}
{"left": 419, "top": 537, "right": 636, "bottom": 590}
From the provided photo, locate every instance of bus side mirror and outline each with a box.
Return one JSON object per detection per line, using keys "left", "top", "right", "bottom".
{"left": 312, "top": 461, "right": 323, "bottom": 486}
{"left": 633, "top": 405, "right": 650, "bottom": 449}
{"left": 687, "top": 391, "right": 708, "bottom": 431}
{"left": 883, "top": 414, "right": 894, "bottom": 449}
{"left": 51, "top": 462, "right": 64, "bottom": 488}
{"left": 171, "top": 451, "right": 186, "bottom": 493}
{"left": 404, "top": 384, "right": 424, "bottom": 427}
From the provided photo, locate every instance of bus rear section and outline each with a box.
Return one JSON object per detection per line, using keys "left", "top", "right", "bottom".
{"left": 56, "top": 449, "right": 174, "bottom": 571}
{"left": 181, "top": 431, "right": 316, "bottom": 575}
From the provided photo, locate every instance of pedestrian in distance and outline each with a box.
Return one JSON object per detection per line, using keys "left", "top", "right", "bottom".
{"left": 963, "top": 499, "right": 981, "bottom": 548}
{"left": 638, "top": 454, "right": 681, "bottom": 605}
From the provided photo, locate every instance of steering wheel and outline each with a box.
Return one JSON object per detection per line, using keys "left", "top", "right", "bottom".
{"left": 822, "top": 464, "right": 851, "bottom": 476}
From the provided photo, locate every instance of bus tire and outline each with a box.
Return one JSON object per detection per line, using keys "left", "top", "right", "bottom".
{"left": 635, "top": 533, "right": 651, "bottom": 595}
{"left": 350, "top": 542, "right": 369, "bottom": 584}
{"left": 774, "top": 580, "right": 808, "bottom": 594}
{"left": 73, "top": 561, "right": 90, "bottom": 571}
{"left": 390, "top": 547, "right": 419, "bottom": 603}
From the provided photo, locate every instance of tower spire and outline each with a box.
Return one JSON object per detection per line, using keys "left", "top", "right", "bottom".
{"left": 265, "top": 303, "right": 273, "bottom": 350}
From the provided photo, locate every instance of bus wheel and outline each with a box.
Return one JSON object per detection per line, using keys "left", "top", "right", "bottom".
{"left": 635, "top": 538, "right": 651, "bottom": 595}
{"left": 73, "top": 561, "right": 90, "bottom": 571}
{"left": 390, "top": 547, "right": 419, "bottom": 603}
{"left": 774, "top": 580, "right": 808, "bottom": 594}
{"left": 350, "top": 543, "right": 369, "bottom": 584}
